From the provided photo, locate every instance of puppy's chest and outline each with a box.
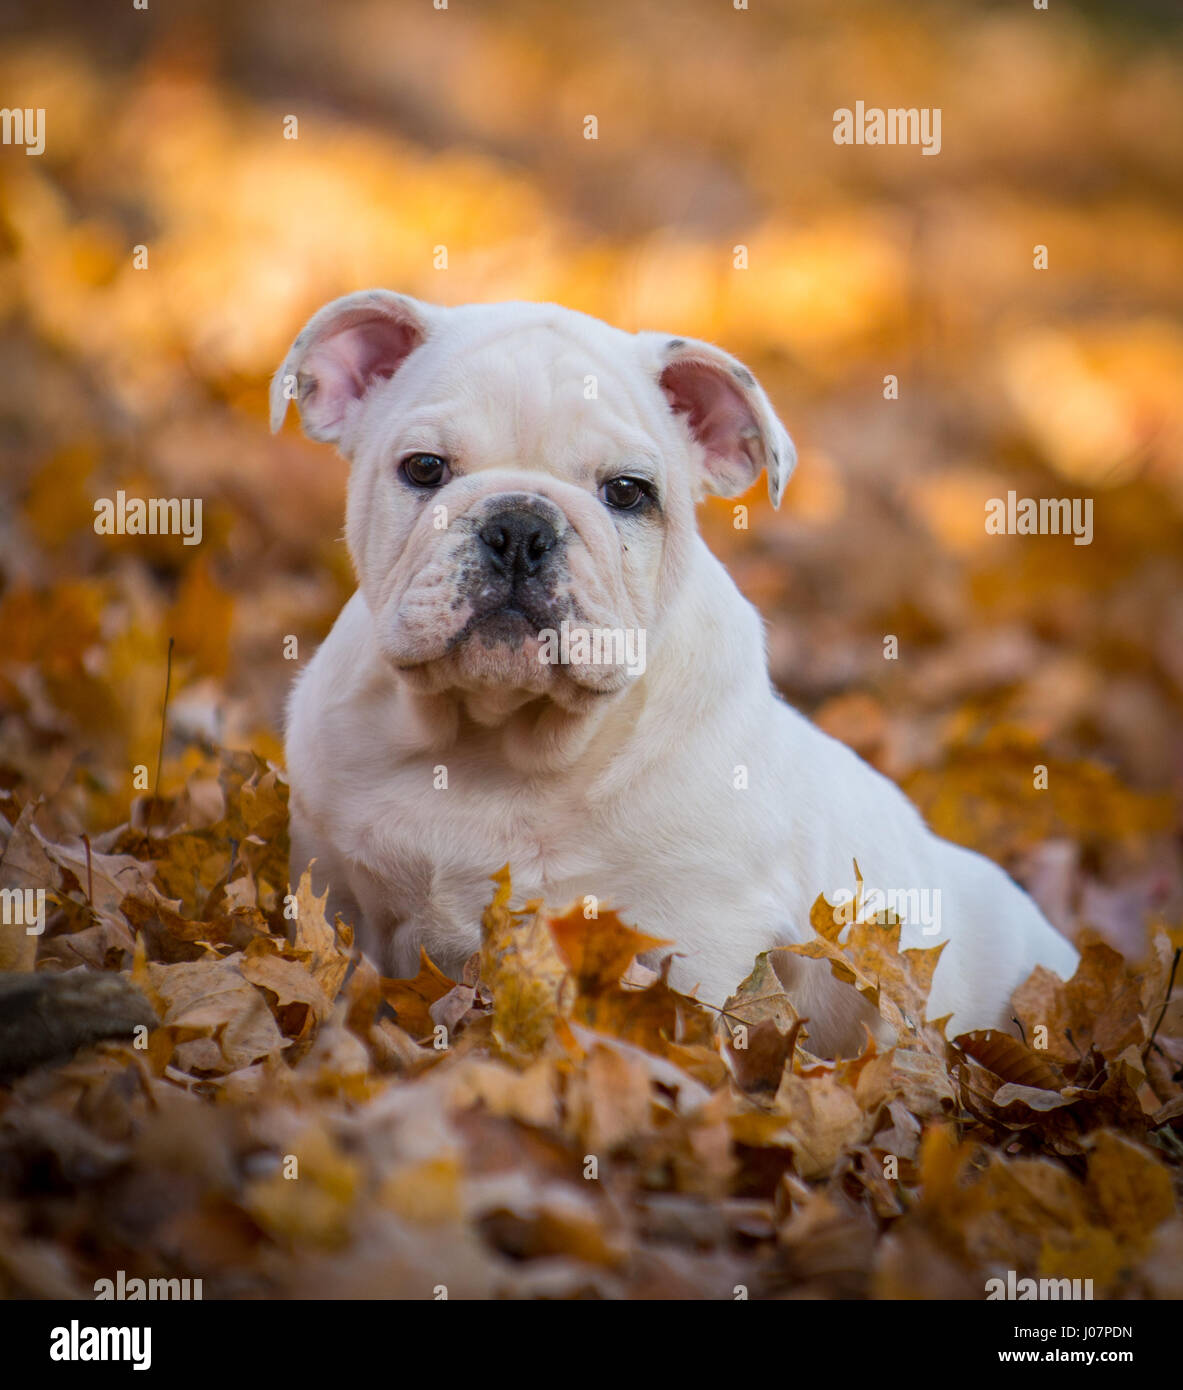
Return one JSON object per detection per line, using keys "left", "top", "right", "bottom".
{"left": 358, "top": 754, "right": 605, "bottom": 897}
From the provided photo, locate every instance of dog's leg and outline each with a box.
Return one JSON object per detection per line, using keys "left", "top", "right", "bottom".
{"left": 289, "top": 808, "right": 364, "bottom": 940}
{"left": 771, "top": 950, "right": 895, "bottom": 1056}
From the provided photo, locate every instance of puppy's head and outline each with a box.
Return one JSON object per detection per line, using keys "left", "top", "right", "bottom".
{"left": 272, "top": 292, "right": 794, "bottom": 710}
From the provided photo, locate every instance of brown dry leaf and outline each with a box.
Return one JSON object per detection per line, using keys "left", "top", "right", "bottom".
{"left": 367, "top": 1017, "right": 430, "bottom": 1074}
{"left": 45, "top": 906, "right": 138, "bottom": 971}
{"left": 894, "top": 1124, "right": 1170, "bottom": 1298}
{"left": 951, "top": 1047, "right": 1096, "bottom": 1150}
{"left": 1140, "top": 926, "right": 1183, "bottom": 1070}
{"left": 723, "top": 949, "right": 801, "bottom": 1033}
{"left": 785, "top": 868, "right": 946, "bottom": 1046}
{"left": 904, "top": 741, "right": 1174, "bottom": 863}
{"left": 147, "top": 830, "right": 233, "bottom": 916}
{"left": 547, "top": 899, "right": 671, "bottom": 993}
{"left": 1141, "top": 924, "right": 1183, "bottom": 1010}
{"left": 0, "top": 801, "right": 58, "bottom": 972}
{"left": 381, "top": 949, "right": 457, "bottom": 1040}
{"left": 343, "top": 951, "right": 383, "bottom": 1034}
{"left": 146, "top": 956, "right": 283, "bottom": 1072}
{"left": 545, "top": 910, "right": 718, "bottom": 1066}
{"left": 430, "top": 982, "right": 481, "bottom": 1036}
{"left": 287, "top": 867, "right": 352, "bottom": 1001}
{"left": 1084, "top": 1130, "right": 1175, "bottom": 1246}
{"left": 380, "top": 1155, "right": 464, "bottom": 1226}
{"left": 465, "top": 1169, "right": 625, "bottom": 1268}
{"left": 121, "top": 887, "right": 218, "bottom": 948}
{"left": 725, "top": 1017, "right": 801, "bottom": 1095}
{"left": 773, "top": 1187, "right": 879, "bottom": 1298}
{"left": 976, "top": 1156, "right": 1098, "bottom": 1268}
{"left": 235, "top": 765, "right": 289, "bottom": 842}
{"left": 1013, "top": 936, "right": 1147, "bottom": 1065}
{"left": 446, "top": 1057, "right": 559, "bottom": 1130}
{"left": 42, "top": 835, "right": 156, "bottom": 918}
{"left": 884, "top": 1127, "right": 1028, "bottom": 1275}
{"left": 885, "top": 1047, "right": 960, "bottom": 1121}
{"left": 572, "top": 970, "right": 716, "bottom": 1065}
{"left": 770, "top": 1068, "right": 873, "bottom": 1180}
{"left": 1152, "top": 1095, "right": 1183, "bottom": 1129}
{"left": 480, "top": 867, "right": 573, "bottom": 1058}
{"left": 869, "top": 1098, "right": 923, "bottom": 1165}
{"left": 244, "top": 1126, "right": 362, "bottom": 1248}
{"left": 1037, "top": 1225, "right": 1126, "bottom": 1290}
{"left": 239, "top": 938, "right": 332, "bottom": 1028}
{"left": 954, "top": 1028, "right": 1065, "bottom": 1090}
{"left": 721, "top": 950, "right": 803, "bottom": 1093}
{"left": 565, "top": 1043, "right": 654, "bottom": 1152}
{"left": 991, "top": 1082, "right": 1076, "bottom": 1113}
{"left": 662, "top": 1037, "right": 729, "bottom": 1090}
{"left": 168, "top": 558, "right": 234, "bottom": 680}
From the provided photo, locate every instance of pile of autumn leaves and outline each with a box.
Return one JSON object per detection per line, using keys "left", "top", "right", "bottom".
{"left": 0, "top": 752, "right": 1180, "bottom": 1299}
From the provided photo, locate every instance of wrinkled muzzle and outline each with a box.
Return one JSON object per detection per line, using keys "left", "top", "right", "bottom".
{"left": 374, "top": 490, "right": 642, "bottom": 703}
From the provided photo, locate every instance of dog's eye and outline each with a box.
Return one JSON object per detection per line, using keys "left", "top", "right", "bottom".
{"left": 400, "top": 453, "right": 450, "bottom": 488}
{"left": 600, "top": 476, "right": 650, "bottom": 511}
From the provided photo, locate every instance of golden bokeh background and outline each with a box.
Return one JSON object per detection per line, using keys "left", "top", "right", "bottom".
{"left": 1, "top": 0, "right": 1181, "bottom": 955}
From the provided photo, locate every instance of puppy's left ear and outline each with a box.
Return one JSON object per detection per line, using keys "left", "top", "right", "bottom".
{"left": 641, "top": 334, "right": 796, "bottom": 507}
{"left": 270, "top": 289, "right": 433, "bottom": 444}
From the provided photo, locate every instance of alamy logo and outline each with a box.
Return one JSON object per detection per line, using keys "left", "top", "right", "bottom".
{"left": 986, "top": 1271, "right": 1094, "bottom": 1300}
{"left": 538, "top": 621, "right": 646, "bottom": 677}
{"left": 94, "top": 1271, "right": 203, "bottom": 1300}
{"left": 0, "top": 886, "right": 45, "bottom": 935}
{"left": 50, "top": 1322, "right": 151, "bottom": 1371}
{"left": 831, "top": 884, "right": 942, "bottom": 936}
{"left": 0, "top": 106, "right": 45, "bottom": 156}
{"left": 93, "top": 491, "right": 203, "bottom": 546}
{"left": 985, "top": 491, "right": 1093, "bottom": 545}
{"left": 833, "top": 102, "right": 941, "bottom": 156}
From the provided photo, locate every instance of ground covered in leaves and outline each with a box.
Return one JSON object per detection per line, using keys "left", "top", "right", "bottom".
{"left": 0, "top": 755, "right": 1180, "bottom": 1299}
{"left": 1, "top": 0, "right": 1182, "bottom": 1299}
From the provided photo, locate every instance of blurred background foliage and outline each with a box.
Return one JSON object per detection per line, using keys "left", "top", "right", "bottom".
{"left": 0, "top": 0, "right": 1181, "bottom": 958}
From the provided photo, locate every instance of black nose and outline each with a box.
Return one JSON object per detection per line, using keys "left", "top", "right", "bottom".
{"left": 478, "top": 508, "right": 558, "bottom": 578}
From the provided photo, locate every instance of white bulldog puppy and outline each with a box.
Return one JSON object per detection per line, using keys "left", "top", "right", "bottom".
{"left": 273, "top": 291, "right": 1078, "bottom": 1055}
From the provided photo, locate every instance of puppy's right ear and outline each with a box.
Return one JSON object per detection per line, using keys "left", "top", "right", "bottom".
{"left": 270, "top": 290, "right": 432, "bottom": 443}
{"left": 637, "top": 331, "right": 796, "bottom": 508}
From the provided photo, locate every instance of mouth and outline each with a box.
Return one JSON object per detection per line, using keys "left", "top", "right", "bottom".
{"left": 384, "top": 594, "right": 557, "bottom": 677}
{"left": 391, "top": 593, "right": 635, "bottom": 706}
{"left": 449, "top": 581, "right": 563, "bottom": 650}
{"left": 384, "top": 527, "right": 632, "bottom": 702}
{"left": 471, "top": 605, "right": 541, "bottom": 636}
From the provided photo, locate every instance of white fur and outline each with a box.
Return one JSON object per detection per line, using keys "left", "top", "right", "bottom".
{"left": 277, "top": 293, "right": 1078, "bottom": 1055}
